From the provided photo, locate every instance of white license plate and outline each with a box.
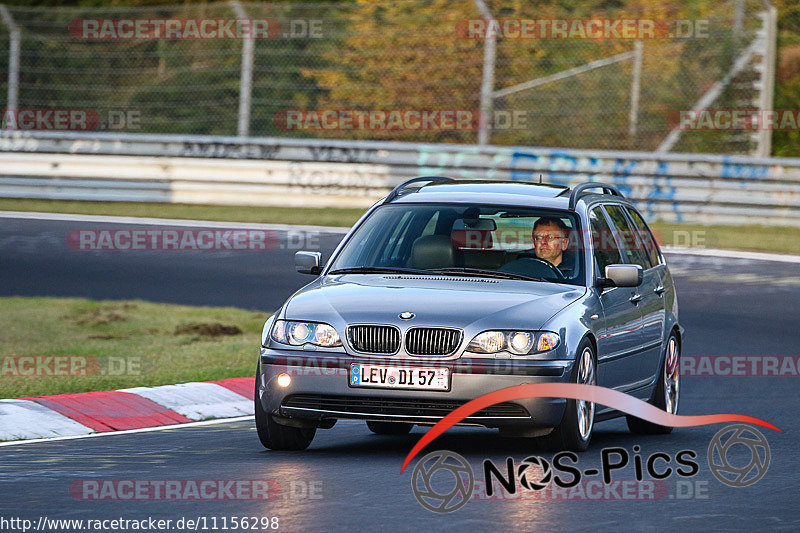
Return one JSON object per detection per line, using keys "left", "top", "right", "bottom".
{"left": 349, "top": 363, "right": 450, "bottom": 391}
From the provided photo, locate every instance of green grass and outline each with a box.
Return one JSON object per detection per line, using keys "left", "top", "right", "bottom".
{"left": 3, "top": 198, "right": 800, "bottom": 255}
{"left": 0, "top": 297, "right": 270, "bottom": 398}
{"left": 650, "top": 222, "right": 800, "bottom": 256}
{"left": 0, "top": 198, "right": 364, "bottom": 228}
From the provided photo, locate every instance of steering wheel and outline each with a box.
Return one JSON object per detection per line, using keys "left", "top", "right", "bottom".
{"left": 526, "top": 257, "right": 566, "bottom": 280}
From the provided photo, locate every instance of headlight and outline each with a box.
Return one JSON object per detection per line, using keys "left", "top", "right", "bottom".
{"left": 509, "top": 331, "right": 534, "bottom": 353}
{"left": 468, "top": 331, "right": 505, "bottom": 353}
{"left": 467, "top": 330, "right": 559, "bottom": 355}
{"left": 271, "top": 320, "right": 342, "bottom": 347}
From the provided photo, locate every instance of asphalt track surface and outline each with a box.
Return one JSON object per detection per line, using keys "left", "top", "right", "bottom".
{"left": 1, "top": 215, "right": 799, "bottom": 532}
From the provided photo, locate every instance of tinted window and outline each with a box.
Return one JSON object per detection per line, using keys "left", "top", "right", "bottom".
{"left": 625, "top": 207, "right": 662, "bottom": 266}
{"left": 604, "top": 204, "right": 653, "bottom": 270}
{"left": 589, "top": 207, "right": 624, "bottom": 275}
{"left": 329, "top": 204, "right": 584, "bottom": 285}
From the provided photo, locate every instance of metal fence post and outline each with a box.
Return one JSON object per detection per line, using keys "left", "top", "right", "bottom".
{"left": 230, "top": 1, "right": 253, "bottom": 138}
{"left": 628, "top": 41, "right": 643, "bottom": 141}
{"left": 733, "top": 0, "right": 744, "bottom": 36}
{"left": 0, "top": 4, "right": 21, "bottom": 128}
{"left": 473, "top": 0, "right": 496, "bottom": 146}
{"left": 755, "top": 6, "right": 777, "bottom": 158}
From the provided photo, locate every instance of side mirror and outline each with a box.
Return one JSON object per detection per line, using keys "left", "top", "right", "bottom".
{"left": 600, "top": 264, "right": 643, "bottom": 288}
{"left": 295, "top": 251, "right": 321, "bottom": 275}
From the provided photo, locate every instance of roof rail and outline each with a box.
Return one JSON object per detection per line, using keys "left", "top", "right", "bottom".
{"left": 384, "top": 176, "right": 454, "bottom": 203}
{"left": 566, "top": 182, "right": 624, "bottom": 210}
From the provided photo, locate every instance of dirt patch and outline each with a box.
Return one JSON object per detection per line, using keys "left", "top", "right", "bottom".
{"left": 174, "top": 322, "right": 242, "bottom": 337}
{"left": 68, "top": 303, "right": 136, "bottom": 326}
{"left": 779, "top": 44, "right": 800, "bottom": 82}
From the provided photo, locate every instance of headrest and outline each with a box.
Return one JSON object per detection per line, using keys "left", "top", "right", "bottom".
{"left": 451, "top": 218, "right": 496, "bottom": 250}
{"left": 411, "top": 235, "right": 457, "bottom": 269}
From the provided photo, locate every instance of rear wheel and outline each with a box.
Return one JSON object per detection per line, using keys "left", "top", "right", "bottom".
{"left": 366, "top": 421, "right": 413, "bottom": 435}
{"left": 627, "top": 332, "right": 680, "bottom": 434}
{"left": 254, "top": 366, "right": 316, "bottom": 450}
{"left": 538, "top": 339, "right": 596, "bottom": 452}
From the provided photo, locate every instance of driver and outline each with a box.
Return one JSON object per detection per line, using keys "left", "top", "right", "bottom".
{"left": 531, "top": 216, "right": 574, "bottom": 276}
{"left": 499, "top": 216, "right": 575, "bottom": 278}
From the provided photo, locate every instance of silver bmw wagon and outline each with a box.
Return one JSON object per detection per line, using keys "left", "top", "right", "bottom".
{"left": 256, "top": 178, "right": 683, "bottom": 451}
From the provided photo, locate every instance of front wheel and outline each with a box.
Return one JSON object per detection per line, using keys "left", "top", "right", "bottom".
{"left": 254, "top": 367, "right": 316, "bottom": 450}
{"left": 538, "top": 339, "right": 596, "bottom": 452}
{"left": 627, "top": 332, "right": 680, "bottom": 434}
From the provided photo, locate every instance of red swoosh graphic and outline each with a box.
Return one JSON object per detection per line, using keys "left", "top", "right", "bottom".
{"left": 400, "top": 383, "right": 781, "bottom": 473}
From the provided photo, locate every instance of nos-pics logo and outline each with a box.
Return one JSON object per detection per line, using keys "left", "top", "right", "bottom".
{"left": 411, "top": 424, "right": 771, "bottom": 513}
{"left": 411, "top": 451, "right": 474, "bottom": 513}
{"left": 707, "top": 424, "right": 770, "bottom": 487}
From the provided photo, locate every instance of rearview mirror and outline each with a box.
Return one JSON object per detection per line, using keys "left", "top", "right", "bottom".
{"left": 601, "top": 264, "right": 642, "bottom": 288}
{"left": 295, "top": 251, "right": 321, "bottom": 275}
{"left": 452, "top": 218, "right": 497, "bottom": 231}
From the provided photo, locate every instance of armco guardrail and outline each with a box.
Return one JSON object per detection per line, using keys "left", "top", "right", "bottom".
{"left": 2, "top": 131, "right": 800, "bottom": 225}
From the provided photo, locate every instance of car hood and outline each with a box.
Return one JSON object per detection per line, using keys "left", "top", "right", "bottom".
{"left": 282, "top": 274, "right": 585, "bottom": 331}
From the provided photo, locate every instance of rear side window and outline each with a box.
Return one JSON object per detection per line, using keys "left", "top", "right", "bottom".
{"left": 589, "top": 207, "right": 624, "bottom": 275}
{"left": 604, "top": 204, "right": 654, "bottom": 270}
{"left": 625, "top": 207, "right": 662, "bottom": 267}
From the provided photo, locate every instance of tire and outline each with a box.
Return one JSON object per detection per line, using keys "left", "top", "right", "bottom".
{"left": 366, "top": 421, "right": 413, "bottom": 435}
{"left": 627, "top": 332, "right": 680, "bottom": 435}
{"left": 538, "top": 339, "right": 596, "bottom": 452}
{"left": 254, "top": 366, "right": 316, "bottom": 451}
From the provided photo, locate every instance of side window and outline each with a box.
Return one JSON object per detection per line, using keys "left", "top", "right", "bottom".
{"left": 421, "top": 211, "right": 440, "bottom": 237}
{"left": 625, "top": 207, "right": 663, "bottom": 266}
{"left": 589, "top": 207, "right": 624, "bottom": 275}
{"left": 379, "top": 211, "right": 413, "bottom": 264}
{"left": 604, "top": 204, "right": 653, "bottom": 270}
{"left": 384, "top": 209, "right": 442, "bottom": 264}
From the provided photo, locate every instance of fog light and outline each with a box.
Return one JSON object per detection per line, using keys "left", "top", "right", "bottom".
{"left": 276, "top": 373, "right": 292, "bottom": 388}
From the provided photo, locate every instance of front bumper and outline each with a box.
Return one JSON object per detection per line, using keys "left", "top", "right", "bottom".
{"left": 257, "top": 348, "right": 575, "bottom": 431}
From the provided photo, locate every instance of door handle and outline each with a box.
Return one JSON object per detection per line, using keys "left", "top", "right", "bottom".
{"left": 629, "top": 294, "right": 643, "bottom": 305}
{"left": 654, "top": 285, "right": 665, "bottom": 296}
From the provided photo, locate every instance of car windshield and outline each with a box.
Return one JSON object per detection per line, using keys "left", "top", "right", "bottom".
{"left": 328, "top": 203, "right": 584, "bottom": 286}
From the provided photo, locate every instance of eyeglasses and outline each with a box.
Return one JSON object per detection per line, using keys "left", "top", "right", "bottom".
{"left": 533, "top": 234, "right": 566, "bottom": 244}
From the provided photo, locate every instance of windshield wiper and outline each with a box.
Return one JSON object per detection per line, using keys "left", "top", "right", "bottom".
{"left": 328, "top": 266, "right": 436, "bottom": 276}
{"left": 431, "top": 267, "right": 548, "bottom": 282}
{"left": 329, "top": 266, "right": 548, "bottom": 282}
